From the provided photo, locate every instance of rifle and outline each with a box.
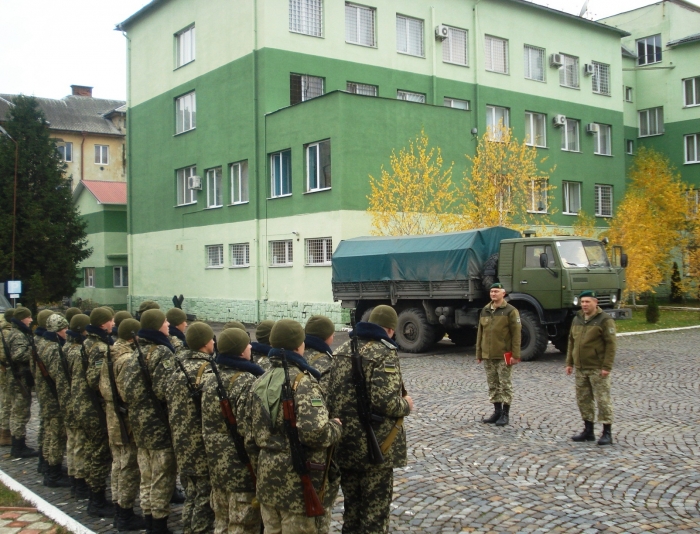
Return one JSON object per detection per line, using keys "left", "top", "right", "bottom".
{"left": 106, "top": 344, "right": 130, "bottom": 445}
{"left": 80, "top": 343, "right": 107, "bottom": 431}
{"left": 175, "top": 357, "right": 202, "bottom": 416}
{"left": 0, "top": 329, "right": 31, "bottom": 398}
{"left": 280, "top": 352, "right": 324, "bottom": 517}
{"left": 30, "top": 334, "right": 59, "bottom": 401}
{"left": 57, "top": 343, "right": 72, "bottom": 389}
{"left": 132, "top": 332, "right": 169, "bottom": 425}
{"left": 350, "top": 310, "right": 385, "bottom": 465}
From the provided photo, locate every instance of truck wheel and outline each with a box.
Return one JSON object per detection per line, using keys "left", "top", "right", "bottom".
{"left": 519, "top": 309, "right": 548, "bottom": 361}
{"left": 395, "top": 308, "right": 435, "bottom": 353}
{"left": 448, "top": 328, "right": 477, "bottom": 347}
{"left": 482, "top": 253, "right": 499, "bottom": 288}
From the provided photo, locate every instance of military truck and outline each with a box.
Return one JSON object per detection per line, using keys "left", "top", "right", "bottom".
{"left": 331, "top": 226, "right": 630, "bottom": 360}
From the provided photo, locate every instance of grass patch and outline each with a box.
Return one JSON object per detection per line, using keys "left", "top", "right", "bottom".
{"left": 0, "top": 480, "right": 31, "bottom": 507}
{"left": 616, "top": 308, "right": 700, "bottom": 333}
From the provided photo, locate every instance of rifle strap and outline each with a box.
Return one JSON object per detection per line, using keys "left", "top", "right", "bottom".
{"left": 308, "top": 353, "right": 325, "bottom": 366}
{"left": 292, "top": 371, "right": 305, "bottom": 392}
{"left": 229, "top": 371, "right": 244, "bottom": 385}
{"left": 146, "top": 345, "right": 158, "bottom": 361}
{"left": 380, "top": 418, "right": 404, "bottom": 454}
{"left": 195, "top": 361, "right": 210, "bottom": 388}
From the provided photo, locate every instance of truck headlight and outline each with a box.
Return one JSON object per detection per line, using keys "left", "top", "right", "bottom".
{"left": 611, "top": 293, "right": 617, "bottom": 304}
{"left": 573, "top": 296, "right": 579, "bottom": 306}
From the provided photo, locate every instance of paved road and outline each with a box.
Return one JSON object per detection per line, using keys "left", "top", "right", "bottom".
{"left": 1, "top": 329, "right": 698, "bottom": 533}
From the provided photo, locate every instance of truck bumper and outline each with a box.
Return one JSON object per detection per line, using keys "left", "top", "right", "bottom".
{"left": 608, "top": 308, "right": 632, "bottom": 320}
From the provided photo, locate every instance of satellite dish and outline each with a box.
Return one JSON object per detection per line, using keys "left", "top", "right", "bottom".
{"left": 579, "top": 0, "right": 590, "bottom": 17}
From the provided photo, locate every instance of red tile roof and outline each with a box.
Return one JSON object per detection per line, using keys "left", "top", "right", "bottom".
{"left": 81, "top": 180, "right": 127, "bottom": 205}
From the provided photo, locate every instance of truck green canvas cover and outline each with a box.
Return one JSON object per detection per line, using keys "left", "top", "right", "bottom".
{"left": 332, "top": 227, "right": 521, "bottom": 283}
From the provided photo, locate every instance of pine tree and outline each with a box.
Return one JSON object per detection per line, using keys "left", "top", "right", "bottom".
{"left": 0, "top": 96, "right": 91, "bottom": 311}
{"left": 670, "top": 261, "right": 683, "bottom": 303}
{"left": 645, "top": 295, "right": 660, "bottom": 324}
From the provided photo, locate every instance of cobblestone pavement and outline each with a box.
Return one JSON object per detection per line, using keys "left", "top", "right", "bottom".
{"left": 0, "top": 508, "right": 62, "bottom": 534}
{"left": 0, "top": 329, "right": 698, "bottom": 533}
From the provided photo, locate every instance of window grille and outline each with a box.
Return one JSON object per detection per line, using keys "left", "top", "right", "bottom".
{"left": 595, "top": 185, "right": 613, "bottom": 217}
{"left": 484, "top": 35, "right": 508, "bottom": 74}
{"left": 270, "top": 240, "right": 293, "bottom": 266}
{"left": 396, "top": 15, "right": 424, "bottom": 57}
{"left": 397, "top": 90, "right": 425, "bottom": 103}
{"left": 443, "top": 27, "right": 467, "bottom": 66}
{"left": 306, "top": 238, "right": 332, "bottom": 265}
{"left": 345, "top": 3, "right": 375, "bottom": 46}
{"left": 592, "top": 62, "right": 610, "bottom": 95}
{"left": 206, "top": 245, "right": 224, "bottom": 268}
{"left": 230, "top": 243, "right": 250, "bottom": 267}
{"left": 559, "top": 54, "right": 579, "bottom": 88}
{"left": 289, "top": 0, "right": 322, "bottom": 36}
{"left": 290, "top": 74, "right": 324, "bottom": 105}
{"left": 346, "top": 82, "right": 377, "bottom": 96}
{"left": 523, "top": 45, "right": 545, "bottom": 81}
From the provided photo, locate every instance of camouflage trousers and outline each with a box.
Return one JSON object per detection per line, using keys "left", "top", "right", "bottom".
{"left": 137, "top": 447, "right": 176, "bottom": 519}
{"left": 340, "top": 467, "right": 394, "bottom": 534}
{"left": 66, "top": 427, "right": 87, "bottom": 478}
{"left": 43, "top": 416, "right": 66, "bottom": 466}
{"left": 483, "top": 359, "right": 513, "bottom": 405}
{"left": 84, "top": 427, "right": 110, "bottom": 491}
{"left": 0, "top": 367, "right": 10, "bottom": 431}
{"left": 260, "top": 504, "right": 316, "bottom": 534}
{"left": 210, "top": 488, "right": 261, "bottom": 534}
{"left": 575, "top": 368, "right": 613, "bottom": 424}
{"left": 316, "top": 465, "right": 340, "bottom": 534}
{"left": 181, "top": 474, "right": 215, "bottom": 534}
{"left": 7, "top": 374, "right": 31, "bottom": 438}
{"left": 111, "top": 441, "right": 140, "bottom": 508}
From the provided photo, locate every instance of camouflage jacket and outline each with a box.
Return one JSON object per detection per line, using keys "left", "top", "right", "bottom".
{"left": 249, "top": 352, "right": 342, "bottom": 513}
{"left": 7, "top": 322, "right": 34, "bottom": 391}
{"left": 29, "top": 331, "right": 46, "bottom": 380}
{"left": 67, "top": 339, "right": 105, "bottom": 431}
{"left": 116, "top": 338, "right": 173, "bottom": 450}
{"left": 327, "top": 327, "right": 410, "bottom": 470}
{"left": 85, "top": 328, "right": 112, "bottom": 393}
{"left": 251, "top": 343, "right": 272, "bottom": 372}
{"left": 168, "top": 329, "right": 188, "bottom": 356}
{"left": 200, "top": 362, "right": 257, "bottom": 493}
{"left": 99, "top": 339, "right": 134, "bottom": 447}
{"left": 0, "top": 319, "right": 11, "bottom": 368}
{"left": 36, "top": 337, "right": 62, "bottom": 419}
{"left": 303, "top": 344, "right": 333, "bottom": 396}
{"left": 165, "top": 349, "right": 211, "bottom": 476}
{"left": 46, "top": 335, "right": 75, "bottom": 423}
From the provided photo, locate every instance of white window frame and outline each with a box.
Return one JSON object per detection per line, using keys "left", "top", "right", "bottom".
{"left": 484, "top": 35, "right": 508, "bottom": 74}
{"left": 306, "top": 140, "right": 331, "bottom": 192}
{"left": 561, "top": 119, "right": 580, "bottom": 152}
{"left": 593, "top": 124, "right": 612, "bottom": 156}
{"left": 559, "top": 53, "right": 579, "bottom": 89}
{"left": 175, "top": 25, "right": 195, "bottom": 68}
{"left": 625, "top": 86, "right": 633, "bottom": 102}
{"left": 444, "top": 97, "right": 469, "bottom": 110}
{"left": 591, "top": 62, "right": 610, "bottom": 96}
{"left": 229, "top": 243, "right": 250, "bottom": 268}
{"left": 84, "top": 267, "right": 95, "bottom": 288}
{"left": 638, "top": 107, "right": 664, "bottom": 137}
{"left": 525, "top": 111, "right": 546, "bottom": 148}
{"left": 230, "top": 161, "right": 249, "bottom": 204}
{"left": 528, "top": 179, "right": 548, "bottom": 214}
{"left": 271, "top": 150, "right": 292, "bottom": 198}
{"left": 683, "top": 77, "right": 700, "bottom": 107}
{"left": 626, "top": 139, "right": 634, "bottom": 155}
{"left": 523, "top": 45, "right": 545, "bottom": 82}
{"left": 289, "top": 0, "right": 323, "bottom": 37}
{"left": 396, "top": 14, "right": 424, "bottom": 57}
{"left": 685, "top": 134, "right": 700, "bottom": 164}
{"left": 486, "top": 105, "right": 509, "bottom": 141}
{"left": 206, "top": 167, "right": 223, "bottom": 208}
{"left": 442, "top": 26, "right": 468, "bottom": 66}
{"left": 95, "top": 145, "right": 109, "bottom": 165}
{"left": 397, "top": 90, "right": 425, "bottom": 103}
{"left": 594, "top": 184, "right": 613, "bottom": 217}
{"left": 206, "top": 244, "right": 224, "bottom": 269}
{"left": 346, "top": 82, "right": 377, "bottom": 96}
{"left": 176, "top": 165, "right": 197, "bottom": 206}
{"left": 113, "top": 266, "right": 128, "bottom": 287}
{"left": 57, "top": 141, "right": 73, "bottom": 162}
{"left": 270, "top": 240, "right": 293, "bottom": 267}
{"left": 562, "top": 181, "right": 582, "bottom": 215}
{"left": 175, "top": 91, "right": 196, "bottom": 134}
{"left": 345, "top": 3, "right": 375, "bottom": 47}
{"left": 305, "top": 237, "right": 333, "bottom": 266}
{"left": 636, "top": 34, "right": 661, "bottom": 66}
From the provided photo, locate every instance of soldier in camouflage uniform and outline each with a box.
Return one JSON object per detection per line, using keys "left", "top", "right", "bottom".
{"left": 251, "top": 320, "right": 274, "bottom": 372}
{"left": 201, "top": 328, "right": 264, "bottom": 534}
{"left": 0, "top": 309, "right": 14, "bottom": 446}
{"left": 112, "top": 311, "right": 133, "bottom": 337}
{"left": 166, "top": 308, "right": 189, "bottom": 355}
{"left": 566, "top": 290, "right": 617, "bottom": 446}
{"left": 327, "top": 305, "right": 413, "bottom": 534}
{"left": 250, "top": 319, "right": 342, "bottom": 534}
{"left": 6, "top": 307, "right": 39, "bottom": 458}
{"left": 117, "top": 309, "right": 177, "bottom": 534}
{"left": 32, "top": 309, "right": 54, "bottom": 474}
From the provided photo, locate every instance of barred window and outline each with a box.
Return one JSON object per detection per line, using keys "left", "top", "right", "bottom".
{"left": 306, "top": 238, "right": 333, "bottom": 266}
{"left": 396, "top": 15, "right": 424, "bottom": 57}
{"left": 397, "top": 90, "right": 425, "bottom": 103}
{"left": 175, "top": 92, "right": 196, "bottom": 134}
{"left": 638, "top": 107, "right": 664, "bottom": 137}
{"left": 523, "top": 45, "right": 545, "bottom": 82}
{"left": 592, "top": 62, "right": 610, "bottom": 95}
{"left": 230, "top": 243, "right": 250, "bottom": 268}
{"left": 563, "top": 181, "right": 581, "bottom": 215}
{"left": 113, "top": 266, "right": 128, "bottom": 287}
{"left": 636, "top": 34, "right": 661, "bottom": 66}
{"left": 206, "top": 167, "right": 223, "bottom": 208}
{"left": 686, "top": 134, "right": 700, "bottom": 164}
{"left": 595, "top": 184, "right": 613, "bottom": 217}
{"left": 270, "top": 240, "right": 293, "bottom": 266}
{"left": 175, "top": 25, "right": 195, "bottom": 67}
{"left": 484, "top": 35, "right": 508, "bottom": 74}
{"left": 230, "top": 161, "right": 249, "bottom": 204}
{"left": 561, "top": 119, "right": 580, "bottom": 152}
{"left": 290, "top": 74, "right": 324, "bottom": 105}
{"left": 345, "top": 3, "right": 375, "bottom": 47}
{"left": 289, "top": 0, "right": 322, "bottom": 37}
{"left": 206, "top": 245, "right": 224, "bottom": 268}
{"left": 528, "top": 180, "right": 548, "bottom": 213}
{"left": 84, "top": 267, "right": 95, "bottom": 288}
{"left": 346, "top": 82, "right": 377, "bottom": 96}
{"left": 593, "top": 124, "right": 612, "bottom": 156}
{"left": 444, "top": 97, "right": 469, "bottom": 110}
{"left": 443, "top": 26, "right": 467, "bottom": 66}
{"left": 559, "top": 54, "right": 579, "bottom": 89}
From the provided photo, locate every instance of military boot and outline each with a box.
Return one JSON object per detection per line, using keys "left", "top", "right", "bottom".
{"left": 495, "top": 404, "right": 510, "bottom": 426}
{"left": 69, "top": 476, "right": 76, "bottom": 498}
{"left": 144, "top": 514, "right": 153, "bottom": 534}
{"left": 0, "top": 429, "right": 11, "bottom": 446}
{"left": 482, "top": 403, "right": 502, "bottom": 424}
{"left": 113, "top": 503, "right": 121, "bottom": 528}
{"left": 37, "top": 448, "right": 47, "bottom": 474}
{"left": 117, "top": 506, "right": 148, "bottom": 532}
{"left": 571, "top": 421, "right": 595, "bottom": 442}
{"left": 74, "top": 478, "right": 90, "bottom": 500}
{"left": 10, "top": 436, "right": 39, "bottom": 458}
{"left": 597, "top": 424, "right": 613, "bottom": 446}
{"left": 45, "top": 464, "right": 71, "bottom": 488}
{"left": 151, "top": 516, "right": 173, "bottom": 534}
{"left": 87, "top": 487, "right": 115, "bottom": 517}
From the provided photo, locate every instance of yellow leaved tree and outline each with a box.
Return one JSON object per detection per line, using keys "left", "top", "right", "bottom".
{"left": 572, "top": 210, "right": 601, "bottom": 239}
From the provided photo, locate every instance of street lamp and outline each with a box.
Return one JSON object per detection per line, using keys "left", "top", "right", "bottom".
{"left": 0, "top": 125, "right": 18, "bottom": 279}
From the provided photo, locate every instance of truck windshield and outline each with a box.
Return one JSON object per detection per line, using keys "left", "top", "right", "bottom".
{"left": 556, "top": 240, "right": 611, "bottom": 269}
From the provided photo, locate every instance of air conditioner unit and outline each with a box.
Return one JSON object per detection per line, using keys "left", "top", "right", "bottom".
{"left": 586, "top": 123, "right": 599, "bottom": 134}
{"left": 550, "top": 53, "right": 563, "bottom": 67}
{"left": 584, "top": 63, "right": 595, "bottom": 75}
{"left": 187, "top": 175, "right": 202, "bottom": 190}
{"left": 435, "top": 24, "right": 449, "bottom": 40}
{"left": 553, "top": 114, "right": 567, "bottom": 127}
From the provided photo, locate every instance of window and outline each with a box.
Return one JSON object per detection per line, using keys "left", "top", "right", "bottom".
{"left": 625, "top": 86, "right": 633, "bottom": 102}
{"left": 636, "top": 34, "right": 661, "bottom": 66}
{"left": 523, "top": 45, "right": 545, "bottom": 82}
{"left": 175, "top": 25, "right": 195, "bottom": 67}
{"left": 306, "top": 140, "right": 331, "bottom": 191}
{"left": 289, "top": 0, "right": 322, "bottom": 37}
{"left": 638, "top": 107, "right": 664, "bottom": 137}
{"left": 176, "top": 165, "right": 197, "bottom": 205}
{"left": 84, "top": 267, "right": 95, "bottom": 288}
{"left": 206, "top": 244, "right": 224, "bottom": 268}
{"left": 525, "top": 112, "right": 546, "bottom": 147}
{"left": 230, "top": 161, "right": 249, "bottom": 204}
{"left": 290, "top": 74, "right": 324, "bottom": 105}
{"left": 595, "top": 184, "right": 613, "bottom": 217}
{"left": 230, "top": 243, "right": 250, "bottom": 268}
{"left": 270, "top": 240, "right": 293, "bottom": 266}
{"left": 206, "top": 167, "right": 223, "bottom": 208}
{"left": 95, "top": 145, "right": 109, "bottom": 165}
{"left": 397, "top": 90, "right": 425, "bottom": 103}
{"left": 562, "top": 181, "right": 582, "bottom": 215}
{"left": 592, "top": 62, "right": 610, "bottom": 95}
{"left": 484, "top": 35, "right": 508, "bottom": 74}
{"left": 346, "top": 82, "right": 377, "bottom": 96}
{"left": 525, "top": 245, "right": 555, "bottom": 268}
{"left": 443, "top": 26, "right": 467, "bottom": 66}
{"left": 444, "top": 97, "right": 469, "bottom": 110}
{"left": 626, "top": 140, "right": 634, "bottom": 155}
{"left": 593, "top": 124, "right": 612, "bottom": 156}
{"left": 271, "top": 150, "right": 292, "bottom": 197}
{"left": 175, "top": 92, "right": 196, "bottom": 134}
{"left": 559, "top": 54, "right": 579, "bottom": 88}
{"left": 396, "top": 15, "right": 424, "bottom": 57}
{"left": 113, "top": 266, "right": 128, "bottom": 287}
{"left": 345, "top": 3, "right": 375, "bottom": 47}
{"left": 306, "top": 237, "right": 333, "bottom": 265}
{"left": 686, "top": 134, "right": 700, "bottom": 164}
{"left": 684, "top": 77, "right": 700, "bottom": 107}
{"left": 561, "top": 119, "right": 580, "bottom": 152}
{"left": 486, "top": 105, "right": 509, "bottom": 141}
{"left": 57, "top": 142, "right": 72, "bottom": 162}
{"left": 528, "top": 180, "right": 548, "bottom": 213}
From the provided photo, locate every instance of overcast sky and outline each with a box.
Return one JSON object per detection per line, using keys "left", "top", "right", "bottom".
{"left": 0, "top": 0, "right": 696, "bottom": 102}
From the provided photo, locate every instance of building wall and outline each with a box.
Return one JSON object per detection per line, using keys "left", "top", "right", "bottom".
{"left": 51, "top": 131, "right": 126, "bottom": 189}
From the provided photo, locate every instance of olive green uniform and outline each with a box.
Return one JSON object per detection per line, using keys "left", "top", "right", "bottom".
{"left": 6, "top": 323, "right": 34, "bottom": 439}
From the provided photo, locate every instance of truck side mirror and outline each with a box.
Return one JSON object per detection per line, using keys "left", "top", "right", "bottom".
{"left": 539, "top": 253, "right": 548, "bottom": 268}
{"left": 620, "top": 253, "right": 628, "bottom": 268}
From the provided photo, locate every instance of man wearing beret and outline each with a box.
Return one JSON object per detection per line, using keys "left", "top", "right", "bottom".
{"left": 251, "top": 320, "right": 274, "bottom": 372}
{"left": 166, "top": 308, "right": 189, "bottom": 355}
{"left": 327, "top": 305, "right": 413, "bottom": 534}
{"left": 201, "top": 328, "right": 264, "bottom": 534}
{"left": 0, "top": 309, "right": 15, "bottom": 446}
{"left": 476, "top": 283, "right": 522, "bottom": 427}
{"left": 566, "top": 290, "right": 617, "bottom": 446}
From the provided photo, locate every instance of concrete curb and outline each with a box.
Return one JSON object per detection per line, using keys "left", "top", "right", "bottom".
{"left": 617, "top": 324, "right": 700, "bottom": 337}
{"left": 0, "top": 467, "right": 95, "bottom": 534}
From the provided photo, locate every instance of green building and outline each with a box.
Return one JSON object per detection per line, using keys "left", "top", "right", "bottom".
{"left": 118, "top": 0, "right": 638, "bottom": 323}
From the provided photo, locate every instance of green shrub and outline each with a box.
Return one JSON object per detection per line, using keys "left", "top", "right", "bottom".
{"left": 646, "top": 295, "right": 660, "bottom": 323}
{"left": 670, "top": 262, "right": 683, "bottom": 303}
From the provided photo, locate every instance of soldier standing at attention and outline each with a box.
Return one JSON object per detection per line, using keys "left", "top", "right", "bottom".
{"left": 251, "top": 320, "right": 274, "bottom": 371}
{"left": 0, "top": 309, "right": 15, "bottom": 446}
{"left": 476, "top": 283, "right": 521, "bottom": 427}
{"left": 166, "top": 308, "right": 189, "bottom": 355}
{"left": 33, "top": 309, "right": 54, "bottom": 475}
{"left": 566, "top": 290, "right": 617, "bottom": 446}
{"left": 327, "top": 305, "right": 412, "bottom": 534}
{"left": 303, "top": 315, "right": 335, "bottom": 394}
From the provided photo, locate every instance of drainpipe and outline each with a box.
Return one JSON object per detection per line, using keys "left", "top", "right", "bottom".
{"left": 253, "top": 0, "right": 263, "bottom": 322}
{"left": 473, "top": 0, "right": 483, "bottom": 139}
{"left": 431, "top": 6, "right": 437, "bottom": 104}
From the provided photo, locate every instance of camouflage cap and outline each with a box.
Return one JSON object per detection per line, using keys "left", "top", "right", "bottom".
{"left": 3, "top": 309, "right": 14, "bottom": 322}
{"left": 166, "top": 308, "right": 187, "bottom": 327}
{"left": 368, "top": 305, "right": 398, "bottom": 330}
{"left": 37, "top": 309, "right": 54, "bottom": 328}
{"left": 218, "top": 328, "right": 250, "bottom": 356}
{"left": 140, "top": 309, "right": 166, "bottom": 331}
{"left": 64, "top": 307, "right": 82, "bottom": 323}
{"left": 255, "top": 320, "right": 275, "bottom": 345}
{"left": 46, "top": 314, "right": 69, "bottom": 333}
{"left": 118, "top": 318, "right": 141, "bottom": 341}
{"left": 270, "top": 319, "right": 305, "bottom": 351}
{"left": 579, "top": 290, "right": 597, "bottom": 299}
{"left": 305, "top": 315, "right": 335, "bottom": 340}
{"left": 70, "top": 314, "right": 91, "bottom": 333}
{"left": 186, "top": 322, "right": 214, "bottom": 351}
{"left": 113, "top": 310, "right": 133, "bottom": 327}
{"left": 90, "top": 307, "right": 114, "bottom": 327}
{"left": 223, "top": 320, "right": 246, "bottom": 331}
{"left": 13, "top": 307, "right": 31, "bottom": 321}
{"left": 138, "top": 300, "right": 161, "bottom": 314}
